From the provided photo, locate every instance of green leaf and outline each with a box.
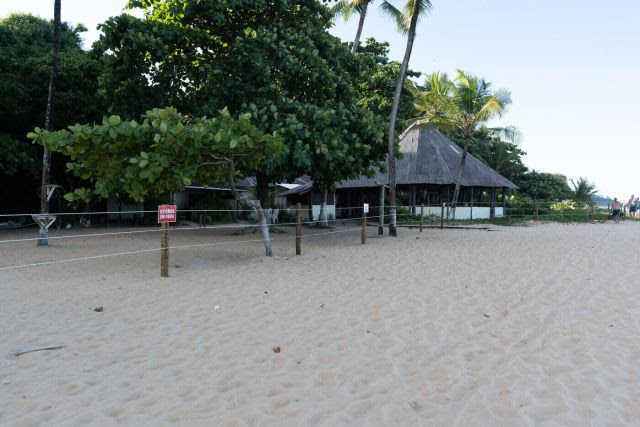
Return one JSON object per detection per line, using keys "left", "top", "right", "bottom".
{"left": 229, "top": 139, "right": 238, "bottom": 149}
{"left": 109, "top": 128, "right": 118, "bottom": 139}
{"left": 139, "top": 159, "right": 148, "bottom": 168}
{"left": 26, "top": 132, "right": 37, "bottom": 139}
{"left": 108, "top": 115, "right": 121, "bottom": 126}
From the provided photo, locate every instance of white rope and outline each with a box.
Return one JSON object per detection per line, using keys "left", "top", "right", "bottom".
{"left": 0, "top": 213, "right": 409, "bottom": 244}
{"left": 0, "top": 225, "right": 367, "bottom": 271}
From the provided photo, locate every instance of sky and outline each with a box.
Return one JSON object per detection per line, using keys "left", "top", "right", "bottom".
{"left": 2, "top": 0, "right": 639, "bottom": 199}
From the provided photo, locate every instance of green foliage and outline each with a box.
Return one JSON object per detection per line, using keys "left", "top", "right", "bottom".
{"left": 413, "top": 70, "right": 511, "bottom": 141}
{"left": 0, "top": 133, "right": 35, "bottom": 176}
{"left": 0, "top": 14, "right": 100, "bottom": 177}
{"left": 469, "top": 127, "right": 527, "bottom": 181}
{"left": 513, "top": 171, "right": 573, "bottom": 201}
{"left": 550, "top": 200, "right": 576, "bottom": 211}
{"left": 570, "top": 177, "right": 597, "bottom": 204}
{"left": 94, "top": 0, "right": 388, "bottom": 195}
{"left": 356, "top": 38, "right": 419, "bottom": 136}
{"left": 31, "top": 107, "right": 282, "bottom": 202}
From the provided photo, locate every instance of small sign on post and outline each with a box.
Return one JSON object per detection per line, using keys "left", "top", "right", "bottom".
{"left": 158, "top": 205, "right": 177, "bottom": 277}
{"left": 361, "top": 204, "right": 367, "bottom": 245}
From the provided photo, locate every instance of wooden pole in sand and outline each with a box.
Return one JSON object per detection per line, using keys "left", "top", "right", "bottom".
{"left": 378, "top": 184, "right": 385, "bottom": 235}
{"left": 160, "top": 222, "right": 169, "bottom": 277}
{"left": 440, "top": 202, "right": 445, "bottom": 230}
{"left": 295, "top": 202, "right": 302, "bottom": 255}
{"left": 361, "top": 205, "right": 366, "bottom": 245}
{"left": 420, "top": 203, "right": 424, "bottom": 233}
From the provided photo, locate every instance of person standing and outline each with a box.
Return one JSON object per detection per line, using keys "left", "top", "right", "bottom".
{"left": 611, "top": 198, "right": 622, "bottom": 223}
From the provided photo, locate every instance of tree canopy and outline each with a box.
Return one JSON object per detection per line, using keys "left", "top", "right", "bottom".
{"left": 94, "top": 0, "right": 388, "bottom": 202}
{"left": 31, "top": 107, "right": 282, "bottom": 203}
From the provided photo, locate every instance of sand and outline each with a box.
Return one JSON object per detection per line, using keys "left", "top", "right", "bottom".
{"left": 1, "top": 221, "right": 639, "bottom": 426}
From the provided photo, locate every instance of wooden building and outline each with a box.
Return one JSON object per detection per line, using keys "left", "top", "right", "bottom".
{"left": 336, "top": 126, "right": 518, "bottom": 220}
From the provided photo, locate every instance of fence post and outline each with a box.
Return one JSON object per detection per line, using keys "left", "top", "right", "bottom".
{"left": 295, "top": 202, "right": 302, "bottom": 255}
{"left": 160, "top": 222, "right": 169, "bottom": 278}
{"left": 440, "top": 203, "right": 445, "bottom": 230}
{"left": 535, "top": 200, "right": 539, "bottom": 220}
{"left": 420, "top": 203, "right": 424, "bottom": 233}
{"left": 591, "top": 202, "right": 595, "bottom": 223}
{"left": 361, "top": 206, "right": 366, "bottom": 245}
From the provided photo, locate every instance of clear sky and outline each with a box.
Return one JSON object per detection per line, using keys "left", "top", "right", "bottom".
{"left": 2, "top": 0, "right": 639, "bottom": 199}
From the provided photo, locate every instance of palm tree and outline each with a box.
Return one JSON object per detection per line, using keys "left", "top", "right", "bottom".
{"left": 413, "top": 70, "right": 511, "bottom": 218}
{"left": 474, "top": 126, "right": 525, "bottom": 179}
{"left": 384, "top": 0, "right": 432, "bottom": 236}
{"left": 571, "top": 177, "right": 597, "bottom": 205}
{"left": 38, "top": 0, "right": 62, "bottom": 246}
{"left": 332, "top": 0, "right": 373, "bottom": 53}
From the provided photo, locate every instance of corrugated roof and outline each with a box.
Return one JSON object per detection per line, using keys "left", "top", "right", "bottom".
{"left": 337, "top": 127, "right": 518, "bottom": 189}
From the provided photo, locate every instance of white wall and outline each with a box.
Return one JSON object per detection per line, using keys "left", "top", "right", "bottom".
{"left": 311, "top": 204, "right": 336, "bottom": 221}
{"left": 419, "top": 206, "right": 504, "bottom": 220}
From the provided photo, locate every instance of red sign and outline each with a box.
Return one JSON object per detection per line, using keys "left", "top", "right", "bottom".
{"left": 158, "top": 205, "right": 177, "bottom": 223}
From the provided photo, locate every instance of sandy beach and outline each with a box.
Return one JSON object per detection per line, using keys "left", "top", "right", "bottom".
{"left": 1, "top": 222, "right": 639, "bottom": 426}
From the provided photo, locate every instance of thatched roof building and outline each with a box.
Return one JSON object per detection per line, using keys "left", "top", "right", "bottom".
{"left": 336, "top": 126, "right": 518, "bottom": 219}
{"left": 338, "top": 126, "right": 517, "bottom": 190}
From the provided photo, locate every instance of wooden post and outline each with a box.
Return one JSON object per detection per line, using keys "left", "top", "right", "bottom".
{"left": 440, "top": 203, "right": 445, "bottom": 230}
{"left": 470, "top": 187, "right": 474, "bottom": 220}
{"left": 160, "top": 222, "right": 169, "bottom": 277}
{"left": 591, "top": 202, "right": 595, "bottom": 223}
{"left": 535, "top": 200, "right": 539, "bottom": 220}
{"left": 502, "top": 187, "right": 506, "bottom": 217}
{"left": 295, "top": 202, "right": 302, "bottom": 255}
{"left": 378, "top": 184, "right": 385, "bottom": 235}
{"left": 361, "top": 207, "right": 366, "bottom": 245}
{"left": 419, "top": 203, "right": 424, "bottom": 233}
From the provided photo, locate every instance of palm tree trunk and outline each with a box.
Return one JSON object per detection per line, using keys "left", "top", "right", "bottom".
{"left": 351, "top": 1, "right": 369, "bottom": 54}
{"left": 386, "top": 2, "right": 421, "bottom": 237}
{"left": 450, "top": 139, "right": 470, "bottom": 220}
{"left": 38, "top": 0, "right": 62, "bottom": 247}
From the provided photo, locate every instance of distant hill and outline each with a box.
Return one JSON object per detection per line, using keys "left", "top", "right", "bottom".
{"left": 594, "top": 195, "right": 613, "bottom": 207}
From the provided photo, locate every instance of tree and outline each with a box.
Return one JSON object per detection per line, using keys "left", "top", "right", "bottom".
{"left": 95, "top": 0, "right": 388, "bottom": 222}
{"left": 470, "top": 127, "right": 527, "bottom": 181}
{"left": 571, "top": 177, "right": 597, "bottom": 204}
{"left": 383, "top": 0, "right": 432, "bottom": 236}
{"left": 30, "top": 107, "right": 283, "bottom": 255}
{"left": 35, "top": 0, "right": 63, "bottom": 246}
{"left": 331, "top": 1, "right": 400, "bottom": 54}
{"left": 514, "top": 171, "right": 573, "bottom": 202}
{"left": 412, "top": 70, "right": 511, "bottom": 218}
{"left": 0, "top": 13, "right": 100, "bottom": 213}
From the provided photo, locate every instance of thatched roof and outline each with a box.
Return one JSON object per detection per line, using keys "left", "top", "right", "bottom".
{"left": 337, "top": 127, "right": 518, "bottom": 189}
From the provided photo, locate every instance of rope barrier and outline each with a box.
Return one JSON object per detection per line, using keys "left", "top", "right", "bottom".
{"left": 0, "top": 224, "right": 370, "bottom": 271}
{"left": 0, "top": 213, "right": 411, "bottom": 244}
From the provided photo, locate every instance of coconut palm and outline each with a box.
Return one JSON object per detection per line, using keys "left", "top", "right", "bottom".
{"left": 38, "top": 0, "right": 62, "bottom": 246}
{"left": 332, "top": 0, "right": 373, "bottom": 53}
{"left": 473, "top": 126, "right": 525, "bottom": 179}
{"left": 413, "top": 70, "right": 511, "bottom": 218}
{"left": 384, "top": 0, "right": 432, "bottom": 236}
{"left": 571, "top": 177, "right": 597, "bottom": 204}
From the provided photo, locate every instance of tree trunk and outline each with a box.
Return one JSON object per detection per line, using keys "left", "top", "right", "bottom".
{"left": 227, "top": 161, "right": 272, "bottom": 256}
{"left": 351, "top": 1, "right": 369, "bottom": 54}
{"left": 449, "top": 139, "right": 470, "bottom": 220}
{"left": 255, "top": 172, "right": 270, "bottom": 209}
{"left": 319, "top": 189, "right": 329, "bottom": 228}
{"left": 386, "top": 2, "right": 421, "bottom": 237}
{"left": 38, "top": 0, "right": 62, "bottom": 247}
